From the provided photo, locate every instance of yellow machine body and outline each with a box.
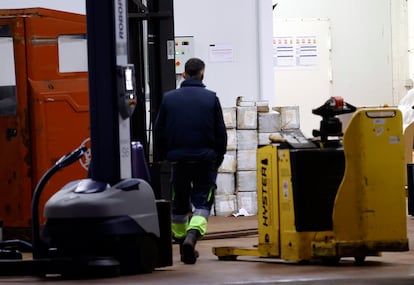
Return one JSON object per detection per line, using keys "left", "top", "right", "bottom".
{"left": 213, "top": 107, "right": 409, "bottom": 263}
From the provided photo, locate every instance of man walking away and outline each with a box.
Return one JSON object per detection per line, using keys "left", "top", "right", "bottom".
{"left": 154, "top": 58, "right": 227, "bottom": 264}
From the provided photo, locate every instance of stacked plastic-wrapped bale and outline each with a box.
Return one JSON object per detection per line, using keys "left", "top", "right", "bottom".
{"left": 273, "top": 106, "right": 300, "bottom": 130}
{"left": 213, "top": 107, "right": 238, "bottom": 216}
{"left": 258, "top": 103, "right": 282, "bottom": 147}
{"left": 235, "top": 99, "right": 258, "bottom": 215}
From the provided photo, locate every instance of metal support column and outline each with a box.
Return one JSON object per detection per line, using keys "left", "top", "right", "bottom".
{"left": 86, "top": 0, "right": 133, "bottom": 184}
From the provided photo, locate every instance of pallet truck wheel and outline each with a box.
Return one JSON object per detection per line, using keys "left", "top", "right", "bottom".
{"left": 354, "top": 256, "right": 366, "bottom": 265}
{"left": 218, "top": 255, "right": 237, "bottom": 261}
{"left": 321, "top": 256, "right": 340, "bottom": 266}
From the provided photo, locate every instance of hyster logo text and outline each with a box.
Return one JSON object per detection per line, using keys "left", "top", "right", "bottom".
{"left": 261, "top": 158, "right": 269, "bottom": 227}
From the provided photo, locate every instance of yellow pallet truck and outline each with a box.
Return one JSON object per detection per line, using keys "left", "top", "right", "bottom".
{"left": 213, "top": 97, "right": 409, "bottom": 264}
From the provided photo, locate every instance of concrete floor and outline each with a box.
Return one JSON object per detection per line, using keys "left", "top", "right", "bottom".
{"left": 1, "top": 215, "right": 414, "bottom": 284}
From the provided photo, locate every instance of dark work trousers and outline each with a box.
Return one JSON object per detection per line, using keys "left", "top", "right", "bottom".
{"left": 170, "top": 161, "right": 217, "bottom": 218}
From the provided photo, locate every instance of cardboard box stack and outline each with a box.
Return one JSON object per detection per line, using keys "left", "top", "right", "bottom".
{"left": 258, "top": 110, "right": 281, "bottom": 146}
{"left": 212, "top": 98, "right": 297, "bottom": 217}
{"left": 214, "top": 107, "right": 237, "bottom": 216}
{"left": 235, "top": 101, "right": 258, "bottom": 215}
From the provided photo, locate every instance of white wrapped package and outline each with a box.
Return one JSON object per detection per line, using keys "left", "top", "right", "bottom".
{"left": 273, "top": 106, "right": 300, "bottom": 129}
{"left": 258, "top": 110, "right": 281, "bottom": 133}
{"left": 236, "top": 191, "right": 258, "bottom": 215}
{"left": 236, "top": 171, "right": 257, "bottom": 192}
{"left": 218, "top": 151, "right": 236, "bottom": 173}
{"left": 237, "top": 149, "right": 256, "bottom": 171}
{"left": 222, "top": 107, "right": 237, "bottom": 129}
{"left": 237, "top": 106, "right": 257, "bottom": 130}
{"left": 226, "top": 129, "right": 237, "bottom": 150}
{"left": 237, "top": 130, "right": 258, "bottom": 150}
{"left": 214, "top": 194, "right": 237, "bottom": 216}
{"left": 215, "top": 173, "right": 235, "bottom": 195}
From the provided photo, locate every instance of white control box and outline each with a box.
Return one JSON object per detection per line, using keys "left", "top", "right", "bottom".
{"left": 175, "top": 36, "right": 194, "bottom": 74}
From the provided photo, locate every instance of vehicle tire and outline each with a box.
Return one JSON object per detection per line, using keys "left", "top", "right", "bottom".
{"left": 218, "top": 255, "right": 237, "bottom": 261}
{"left": 354, "top": 255, "right": 366, "bottom": 265}
{"left": 321, "top": 256, "right": 340, "bottom": 265}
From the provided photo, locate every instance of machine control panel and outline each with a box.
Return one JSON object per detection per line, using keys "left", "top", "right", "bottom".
{"left": 280, "top": 129, "right": 317, "bottom": 149}
{"left": 117, "top": 64, "right": 137, "bottom": 119}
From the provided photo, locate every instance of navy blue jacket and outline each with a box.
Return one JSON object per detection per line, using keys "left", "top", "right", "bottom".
{"left": 154, "top": 78, "right": 227, "bottom": 167}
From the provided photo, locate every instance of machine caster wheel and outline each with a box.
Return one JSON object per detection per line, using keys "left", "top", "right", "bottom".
{"left": 136, "top": 235, "right": 158, "bottom": 274}
{"left": 321, "top": 256, "right": 340, "bottom": 266}
{"left": 218, "top": 255, "right": 237, "bottom": 261}
{"left": 85, "top": 257, "right": 121, "bottom": 278}
{"left": 60, "top": 256, "right": 121, "bottom": 279}
{"left": 354, "top": 256, "right": 366, "bottom": 265}
{"left": 116, "top": 234, "right": 158, "bottom": 275}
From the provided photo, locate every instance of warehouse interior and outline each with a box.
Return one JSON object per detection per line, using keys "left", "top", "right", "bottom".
{"left": 1, "top": 0, "right": 414, "bottom": 284}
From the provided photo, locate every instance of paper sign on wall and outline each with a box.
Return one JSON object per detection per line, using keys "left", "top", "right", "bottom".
{"left": 209, "top": 43, "right": 234, "bottom": 62}
{"left": 273, "top": 35, "right": 318, "bottom": 69}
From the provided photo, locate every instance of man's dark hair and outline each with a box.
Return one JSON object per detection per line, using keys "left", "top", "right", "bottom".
{"left": 185, "top": 58, "right": 205, "bottom": 77}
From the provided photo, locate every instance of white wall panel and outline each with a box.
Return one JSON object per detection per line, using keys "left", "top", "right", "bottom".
{"left": 273, "top": 0, "right": 407, "bottom": 137}
{"left": 173, "top": 0, "right": 274, "bottom": 107}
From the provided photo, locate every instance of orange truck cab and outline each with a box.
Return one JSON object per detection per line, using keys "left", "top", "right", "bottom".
{"left": 0, "top": 8, "right": 89, "bottom": 239}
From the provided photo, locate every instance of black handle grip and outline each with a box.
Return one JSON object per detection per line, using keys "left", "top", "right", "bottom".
{"left": 55, "top": 146, "right": 88, "bottom": 169}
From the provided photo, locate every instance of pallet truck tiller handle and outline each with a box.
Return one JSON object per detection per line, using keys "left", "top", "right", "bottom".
{"left": 32, "top": 146, "right": 88, "bottom": 258}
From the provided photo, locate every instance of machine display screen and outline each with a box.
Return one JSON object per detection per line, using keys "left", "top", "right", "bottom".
{"left": 125, "top": 67, "right": 133, "bottom": 91}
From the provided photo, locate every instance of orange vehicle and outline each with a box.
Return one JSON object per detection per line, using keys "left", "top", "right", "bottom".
{"left": 0, "top": 8, "right": 89, "bottom": 239}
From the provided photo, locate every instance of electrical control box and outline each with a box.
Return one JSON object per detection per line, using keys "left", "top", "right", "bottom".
{"left": 175, "top": 36, "right": 194, "bottom": 74}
